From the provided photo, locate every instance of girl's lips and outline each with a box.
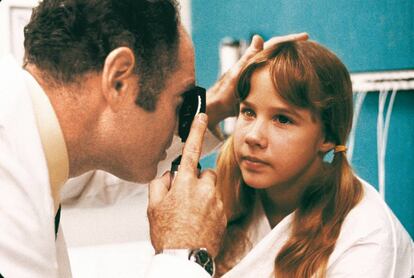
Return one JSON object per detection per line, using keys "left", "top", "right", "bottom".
{"left": 241, "top": 156, "right": 269, "bottom": 170}
{"left": 242, "top": 155, "right": 269, "bottom": 164}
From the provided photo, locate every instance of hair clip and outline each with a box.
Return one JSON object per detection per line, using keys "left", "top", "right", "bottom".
{"left": 334, "top": 145, "right": 347, "bottom": 153}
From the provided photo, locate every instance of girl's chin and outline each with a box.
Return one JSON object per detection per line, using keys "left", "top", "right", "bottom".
{"left": 241, "top": 172, "right": 273, "bottom": 189}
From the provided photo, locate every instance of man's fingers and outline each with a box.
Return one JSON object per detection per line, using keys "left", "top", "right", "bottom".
{"left": 250, "top": 34, "right": 265, "bottom": 51}
{"left": 264, "top": 32, "right": 309, "bottom": 49}
{"left": 231, "top": 35, "right": 264, "bottom": 74}
{"left": 180, "top": 113, "right": 208, "bottom": 172}
{"left": 243, "top": 34, "right": 264, "bottom": 56}
{"left": 148, "top": 171, "right": 171, "bottom": 207}
{"left": 231, "top": 33, "right": 308, "bottom": 76}
{"left": 199, "top": 169, "right": 217, "bottom": 185}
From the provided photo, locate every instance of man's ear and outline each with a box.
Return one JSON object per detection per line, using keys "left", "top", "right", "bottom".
{"left": 101, "top": 47, "right": 136, "bottom": 111}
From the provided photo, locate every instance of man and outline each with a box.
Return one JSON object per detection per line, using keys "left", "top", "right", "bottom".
{"left": 0, "top": 0, "right": 307, "bottom": 276}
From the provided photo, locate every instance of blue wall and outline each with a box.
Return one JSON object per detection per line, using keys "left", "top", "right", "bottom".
{"left": 351, "top": 91, "right": 414, "bottom": 236}
{"left": 192, "top": 0, "right": 413, "bottom": 86}
{"left": 192, "top": 1, "right": 414, "bottom": 236}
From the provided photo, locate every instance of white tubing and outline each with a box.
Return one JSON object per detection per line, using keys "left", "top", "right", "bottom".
{"left": 377, "top": 88, "right": 397, "bottom": 199}
{"left": 348, "top": 91, "right": 367, "bottom": 162}
{"left": 377, "top": 90, "right": 387, "bottom": 198}
{"left": 381, "top": 88, "right": 397, "bottom": 198}
{"left": 382, "top": 88, "right": 397, "bottom": 159}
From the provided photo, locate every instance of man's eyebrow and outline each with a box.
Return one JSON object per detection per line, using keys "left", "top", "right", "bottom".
{"left": 182, "top": 82, "right": 196, "bottom": 93}
{"left": 180, "top": 82, "right": 196, "bottom": 96}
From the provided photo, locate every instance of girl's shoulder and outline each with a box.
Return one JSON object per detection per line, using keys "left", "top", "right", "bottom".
{"left": 340, "top": 178, "right": 409, "bottom": 240}
{"left": 326, "top": 179, "right": 413, "bottom": 276}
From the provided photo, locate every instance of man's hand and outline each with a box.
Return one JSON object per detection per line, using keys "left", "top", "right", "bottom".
{"left": 206, "top": 32, "right": 309, "bottom": 130}
{"left": 148, "top": 113, "right": 226, "bottom": 257}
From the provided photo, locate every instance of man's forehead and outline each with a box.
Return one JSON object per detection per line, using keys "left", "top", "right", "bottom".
{"left": 178, "top": 26, "right": 195, "bottom": 69}
{"left": 170, "top": 26, "right": 195, "bottom": 97}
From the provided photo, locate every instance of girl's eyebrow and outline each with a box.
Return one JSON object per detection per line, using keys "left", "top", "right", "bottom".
{"left": 241, "top": 99, "right": 304, "bottom": 120}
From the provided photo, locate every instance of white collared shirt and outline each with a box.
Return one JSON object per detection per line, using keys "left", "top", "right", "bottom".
{"left": 0, "top": 55, "right": 63, "bottom": 277}
{"left": 0, "top": 55, "right": 221, "bottom": 277}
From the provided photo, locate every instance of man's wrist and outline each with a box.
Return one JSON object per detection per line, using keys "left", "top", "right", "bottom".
{"left": 206, "top": 98, "right": 224, "bottom": 129}
{"left": 206, "top": 97, "right": 235, "bottom": 129}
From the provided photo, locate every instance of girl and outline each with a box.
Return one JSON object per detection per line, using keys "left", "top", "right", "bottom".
{"left": 215, "top": 41, "right": 413, "bottom": 277}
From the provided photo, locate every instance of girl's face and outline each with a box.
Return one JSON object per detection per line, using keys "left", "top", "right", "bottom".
{"left": 233, "top": 66, "right": 333, "bottom": 192}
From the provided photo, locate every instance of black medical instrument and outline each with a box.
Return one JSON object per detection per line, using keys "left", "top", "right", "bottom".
{"left": 170, "top": 86, "right": 206, "bottom": 181}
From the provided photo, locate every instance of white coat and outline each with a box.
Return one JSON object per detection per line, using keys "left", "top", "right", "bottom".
{"left": 0, "top": 55, "right": 219, "bottom": 278}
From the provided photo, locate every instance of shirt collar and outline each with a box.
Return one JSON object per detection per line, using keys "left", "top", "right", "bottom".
{"left": 23, "top": 69, "right": 69, "bottom": 212}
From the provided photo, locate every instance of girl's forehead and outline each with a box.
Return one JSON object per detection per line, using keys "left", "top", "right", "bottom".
{"left": 244, "top": 67, "right": 321, "bottom": 123}
{"left": 247, "top": 67, "right": 290, "bottom": 105}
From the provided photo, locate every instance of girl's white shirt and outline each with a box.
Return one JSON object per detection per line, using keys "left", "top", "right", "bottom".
{"left": 222, "top": 180, "right": 414, "bottom": 278}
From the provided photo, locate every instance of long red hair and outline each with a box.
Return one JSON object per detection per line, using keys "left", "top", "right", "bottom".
{"left": 215, "top": 41, "right": 363, "bottom": 277}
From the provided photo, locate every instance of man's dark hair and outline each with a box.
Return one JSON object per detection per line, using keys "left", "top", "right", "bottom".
{"left": 24, "top": 0, "right": 180, "bottom": 111}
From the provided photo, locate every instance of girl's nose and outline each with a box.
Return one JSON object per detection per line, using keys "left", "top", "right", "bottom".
{"left": 244, "top": 121, "right": 268, "bottom": 149}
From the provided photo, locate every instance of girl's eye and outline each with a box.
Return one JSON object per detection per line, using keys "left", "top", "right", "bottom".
{"left": 273, "top": 115, "right": 292, "bottom": 125}
{"left": 240, "top": 108, "right": 255, "bottom": 119}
